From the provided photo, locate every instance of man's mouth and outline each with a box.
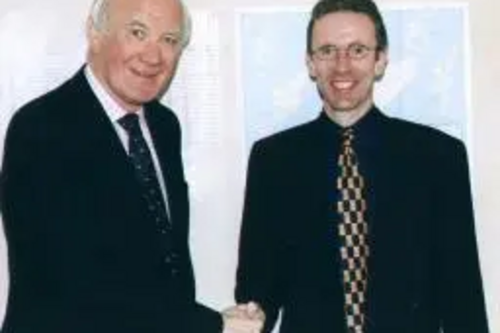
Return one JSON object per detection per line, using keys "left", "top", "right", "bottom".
{"left": 331, "top": 80, "right": 355, "bottom": 90}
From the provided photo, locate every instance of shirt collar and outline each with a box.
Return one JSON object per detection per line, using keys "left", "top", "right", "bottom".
{"left": 84, "top": 65, "right": 145, "bottom": 123}
{"left": 318, "top": 105, "right": 384, "bottom": 146}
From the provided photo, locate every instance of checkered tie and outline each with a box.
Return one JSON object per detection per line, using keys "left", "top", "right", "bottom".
{"left": 118, "top": 113, "right": 171, "bottom": 230}
{"left": 337, "top": 128, "right": 369, "bottom": 333}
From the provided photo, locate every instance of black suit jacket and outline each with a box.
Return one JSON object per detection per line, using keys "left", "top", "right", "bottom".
{"left": 0, "top": 68, "right": 221, "bottom": 333}
{"left": 236, "top": 109, "right": 488, "bottom": 333}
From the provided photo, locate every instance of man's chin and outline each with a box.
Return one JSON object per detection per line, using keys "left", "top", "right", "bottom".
{"left": 130, "top": 91, "right": 162, "bottom": 105}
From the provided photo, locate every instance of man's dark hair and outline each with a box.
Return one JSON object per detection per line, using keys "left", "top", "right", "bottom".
{"left": 306, "top": 0, "right": 388, "bottom": 54}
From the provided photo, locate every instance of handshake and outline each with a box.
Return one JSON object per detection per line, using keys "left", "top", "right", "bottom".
{"left": 222, "top": 301, "right": 265, "bottom": 333}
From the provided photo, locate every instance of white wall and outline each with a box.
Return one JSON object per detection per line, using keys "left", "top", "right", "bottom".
{"left": 0, "top": 0, "right": 498, "bottom": 331}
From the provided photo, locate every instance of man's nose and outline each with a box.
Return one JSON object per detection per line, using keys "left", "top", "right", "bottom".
{"left": 332, "top": 50, "right": 352, "bottom": 72}
{"left": 141, "top": 41, "right": 163, "bottom": 65}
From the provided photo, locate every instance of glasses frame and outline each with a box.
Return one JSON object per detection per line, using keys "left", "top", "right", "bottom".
{"left": 311, "top": 43, "right": 378, "bottom": 61}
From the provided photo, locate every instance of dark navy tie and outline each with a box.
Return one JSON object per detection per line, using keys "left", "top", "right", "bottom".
{"left": 118, "top": 113, "right": 171, "bottom": 230}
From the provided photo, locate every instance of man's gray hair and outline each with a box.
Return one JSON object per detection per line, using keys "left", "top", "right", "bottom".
{"left": 89, "top": 0, "right": 110, "bottom": 32}
{"left": 89, "top": 0, "right": 192, "bottom": 48}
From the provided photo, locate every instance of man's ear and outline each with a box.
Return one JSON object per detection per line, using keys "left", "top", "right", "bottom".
{"left": 86, "top": 17, "right": 102, "bottom": 53}
{"left": 306, "top": 54, "right": 317, "bottom": 81}
{"left": 374, "top": 50, "right": 388, "bottom": 81}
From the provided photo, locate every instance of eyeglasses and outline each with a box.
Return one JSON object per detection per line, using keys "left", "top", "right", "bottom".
{"left": 311, "top": 43, "right": 377, "bottom": 61}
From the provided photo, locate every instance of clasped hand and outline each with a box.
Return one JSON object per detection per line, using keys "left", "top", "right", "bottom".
{"left": 222, "top": 301, "right": 265, "bottom": 333}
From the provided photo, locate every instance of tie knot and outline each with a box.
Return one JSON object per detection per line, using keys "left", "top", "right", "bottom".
{"left": 341, "top": 128, "right": 354, "bottom": 147}
{"left": 118, "top": 113, "right": 141, "bottom": 135}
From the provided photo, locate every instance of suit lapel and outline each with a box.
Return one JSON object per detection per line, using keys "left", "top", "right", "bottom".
{"left": 144, "top": 105, "right": 172, "bottom": 188}
{"left": 143, "top": 105, "right": 188, "bottom": 231}
{"left": 66, "top": 69, "right": 149, "bottom": 214}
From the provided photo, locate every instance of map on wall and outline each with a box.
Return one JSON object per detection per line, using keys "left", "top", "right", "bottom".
{"left": 237, "top": 4, "right": 470, "bottom": 149}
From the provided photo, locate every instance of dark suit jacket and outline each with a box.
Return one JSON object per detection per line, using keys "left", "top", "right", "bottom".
{"left": 236, "top": 109, "right": 488, "bottom": 333}
{"left": 0, "top": 68, "right": 221, "bottom": 333}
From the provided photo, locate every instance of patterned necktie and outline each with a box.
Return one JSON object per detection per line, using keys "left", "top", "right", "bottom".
{"left": 118, "top": 113, "right": 171, "bottom": 229}
{"left": 337, "top": 128, "right": 369, "bottom": 333}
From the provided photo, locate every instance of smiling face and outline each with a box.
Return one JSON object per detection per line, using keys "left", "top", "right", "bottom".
{"left": 87, "top": 0, "right": 185, "bottom": 111}
{"left": 306, "top": 11, "right": 387, "bottom": 126}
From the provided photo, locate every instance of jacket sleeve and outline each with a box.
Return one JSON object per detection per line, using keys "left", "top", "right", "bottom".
{"left": 235, "top": 141, "right": 286, "bottom": 333}
{"left": 435, "top": 140, "right": 489, "bottom": 332}
{"left": 185, "top": 303, "right": 223, "bottom": 333}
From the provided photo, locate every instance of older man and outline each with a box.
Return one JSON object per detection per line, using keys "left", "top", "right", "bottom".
{"left": 0, "top": 0, "right": 262, "bottom": 332}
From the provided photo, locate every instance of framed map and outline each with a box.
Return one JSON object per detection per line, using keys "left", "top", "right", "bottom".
{"left": 237, "top": 4, "right": 470, "bottom": 149}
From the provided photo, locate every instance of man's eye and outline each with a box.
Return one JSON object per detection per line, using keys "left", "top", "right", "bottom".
{"left": 322, "top": 46, "right": 336, "bottom": 55}
{"left": 130, "top": 28, "right": 146, "bottom": 40}
{"left": 352, "top": 45, "right": 366, "bottom": 55}
{"left": 348, "top": 44, "right": 372, "bottom": 58}
{"left": 164, "top": 35, "right": 180, "bottom": 46}
{"left": 316, "top": 46, "right": 335, "bottom": 57}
